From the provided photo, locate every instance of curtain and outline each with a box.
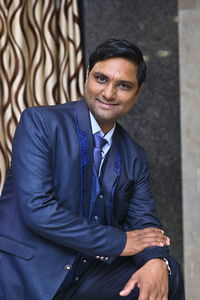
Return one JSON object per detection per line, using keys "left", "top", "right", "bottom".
{"left": 0, "top": 0, "right": 84, "bottom": 192}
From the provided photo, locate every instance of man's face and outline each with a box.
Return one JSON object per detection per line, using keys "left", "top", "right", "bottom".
{"left": 85, "top": 57, "right": 141, "bottom": 133}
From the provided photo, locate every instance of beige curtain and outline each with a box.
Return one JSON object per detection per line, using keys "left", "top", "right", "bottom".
{"left": 0, "top": 0, "right": 84, "bottom": 192}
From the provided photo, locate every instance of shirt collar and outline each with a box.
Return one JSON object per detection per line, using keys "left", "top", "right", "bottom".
{"left": 89, "top": 111, "right": 115, "bottom": 147}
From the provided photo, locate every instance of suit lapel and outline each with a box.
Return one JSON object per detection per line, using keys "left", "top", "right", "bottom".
{"left": 75, "top": 101, "right": 122, "bottom": 222}
{"left": 101, "top": 128, "right": 122, "bottom": 225}
{"left": 75, "top": 99, "right": 94, "bottom": 217}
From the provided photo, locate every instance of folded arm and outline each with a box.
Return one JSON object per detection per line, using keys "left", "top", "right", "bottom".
{"left": 119, "top": 149, "right": 170, "bottom": 298}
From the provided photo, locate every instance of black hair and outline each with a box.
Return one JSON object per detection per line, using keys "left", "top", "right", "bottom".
{"left": 88, "top": 39, "right": 147, "bottom": 88}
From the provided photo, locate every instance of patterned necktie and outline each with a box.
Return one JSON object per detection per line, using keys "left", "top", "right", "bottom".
{"left": 93, "top": 133, "right": 107, "bottom": 176}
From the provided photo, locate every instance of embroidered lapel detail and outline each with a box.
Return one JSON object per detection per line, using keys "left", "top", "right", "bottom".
{"left": 75, "top": 100, "right": 94, "bottom": 217}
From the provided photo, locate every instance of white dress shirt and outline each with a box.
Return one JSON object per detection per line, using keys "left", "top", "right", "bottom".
{"left": 89, "top": 111, "right": 115, "bottom": 175}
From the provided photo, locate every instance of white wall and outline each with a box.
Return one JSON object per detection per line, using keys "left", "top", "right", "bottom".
{"left": 179, "top": 1, "right": 200, "bottom": 299}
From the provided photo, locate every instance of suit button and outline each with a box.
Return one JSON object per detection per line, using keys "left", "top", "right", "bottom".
{"left": 105, "top": 257, "right": 109, "bottom": 260}
{"left": 83, "top": 259, "right": 87, "bottom": 263}
{"left": 99, "top": 194, "right": 103, "bottom": 199}
{"left": 96, "top": 256, "right": 100, "bottom": 259}
{"left": 94, "top": 215, "right": 99, "bottom": 220}
{"left": 75, "top": 277, "right": 79, "bottom": 281}
{"left": 64, "top": 264, "right": 72, "bottom": 271}
{"left": 100, "top": 256, "right": 104, "bottom": 260}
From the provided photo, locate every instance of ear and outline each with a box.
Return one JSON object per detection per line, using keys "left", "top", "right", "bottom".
{"left": 132, "top": 83, "right": 144, "bottom": 106}
{"left": 86, "top": 66, "right": 90, "bottom": 79}
{"left": 136, "top": 83, "right": 144, "bottom": 97}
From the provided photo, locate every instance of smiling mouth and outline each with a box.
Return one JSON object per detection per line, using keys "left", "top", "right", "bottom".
{"left": 96, "top": 98, "right": 119, "bottom": 107}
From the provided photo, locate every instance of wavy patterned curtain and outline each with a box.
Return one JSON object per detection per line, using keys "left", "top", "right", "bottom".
{"left": 0, "top": 0, "right": 84, "bottom": 192}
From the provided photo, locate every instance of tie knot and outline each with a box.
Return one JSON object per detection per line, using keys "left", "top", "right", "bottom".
{"left": 93, "top": 133, "right": 107, "bottom": 150}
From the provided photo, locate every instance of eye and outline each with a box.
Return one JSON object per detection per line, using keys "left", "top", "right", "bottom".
{"left": 94, "top": 74, "right": 107, "bottom": 84}
{"left": 119, "top": 83, "right": 131, "bottom": 90}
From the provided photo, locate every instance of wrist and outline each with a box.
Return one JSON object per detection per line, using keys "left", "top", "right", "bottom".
{"left": 161, "top": 258, "right": 172, "bottom": 275}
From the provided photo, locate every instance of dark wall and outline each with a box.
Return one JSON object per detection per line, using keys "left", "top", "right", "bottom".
{"left": 79, "top": 0, "right": 182, "bottom": 265}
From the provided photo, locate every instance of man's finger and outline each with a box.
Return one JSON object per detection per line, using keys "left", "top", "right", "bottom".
{"left": 119, "top": 276, "right": 137, "bottom": 296}
{"left": 140, "top": 227, "right": 164, "bottom": 234}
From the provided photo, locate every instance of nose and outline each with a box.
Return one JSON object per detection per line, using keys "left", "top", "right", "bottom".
{"left": 102, "top": 83, "right": 116, "bottom": 101}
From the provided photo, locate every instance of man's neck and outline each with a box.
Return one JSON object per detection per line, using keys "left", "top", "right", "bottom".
{"left": 89, "top": 112, "right": 115, "bottom": 135}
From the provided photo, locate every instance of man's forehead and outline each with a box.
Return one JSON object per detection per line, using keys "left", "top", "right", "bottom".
{"left": 91, "top": 57, "right": 138, "bottom": 81}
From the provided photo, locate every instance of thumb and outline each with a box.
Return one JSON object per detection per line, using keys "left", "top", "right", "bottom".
{"left": 119, "top": 276, "right": 137, "bottom": 297}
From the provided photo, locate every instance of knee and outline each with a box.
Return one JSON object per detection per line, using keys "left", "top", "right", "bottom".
{"left": 168, "top": 257, "right": 185, "bottom": 299}
{"left": 170, "top": 257, "right": 183, "bottom": 282}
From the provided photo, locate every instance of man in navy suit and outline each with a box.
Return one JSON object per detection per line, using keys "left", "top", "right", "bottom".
{"left": 0, "top": 39, "right": 184, "bottom": 299}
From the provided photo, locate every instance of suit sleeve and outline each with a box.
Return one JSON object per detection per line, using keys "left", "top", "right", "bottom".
{"left": 11, "top": 108, "right": 126, "bottom": 260}
{"left": 122, "top": 151, "right": 170, "bottom": 267}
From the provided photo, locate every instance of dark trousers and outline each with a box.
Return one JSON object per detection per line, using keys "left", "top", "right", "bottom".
{"left": 60, "top": 256, "right": 184, "bottom": 300}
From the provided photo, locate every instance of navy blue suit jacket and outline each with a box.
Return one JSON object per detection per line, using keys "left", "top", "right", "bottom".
{"left": 0, "top": 99, "right": 169, "bottom": 299}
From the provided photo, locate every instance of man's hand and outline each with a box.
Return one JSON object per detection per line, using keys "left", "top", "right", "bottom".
{"left": 119, "top": 259, "right": 169, "bottom": 299}
{"left": 120, "top": 228, "right": 170, "bottom": 256}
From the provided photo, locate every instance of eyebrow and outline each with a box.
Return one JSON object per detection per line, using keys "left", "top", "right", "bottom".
{"left": 93, "top": 72, "right": 135, "bottom": 86}
{"left": 93, "top": 72, "right": 108, "bottom": 79}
